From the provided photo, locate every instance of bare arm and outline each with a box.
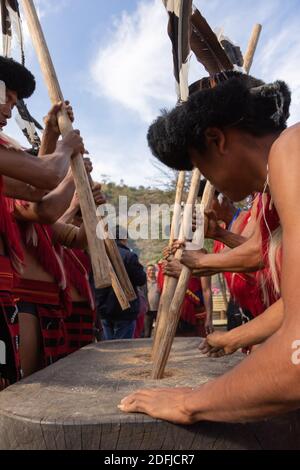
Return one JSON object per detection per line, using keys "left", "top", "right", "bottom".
{"left": 200, "top": 298, "right": 284, "bottom": 357}
{"left": 203, "top": 210, "right": 249, "bottom": 249}
{"left": 13, "top": 172, "right": 75, "bottom": 224}
{"left": 51, "top": 221, "right": 87, "bottom": 250}
{"left": 213, "top": 226, "right": 247, "bottom": 249}
{"left": 0, "top": 130, "right": 83, "bottom": 190}
{"left": 12, "top": 159, "right": 93, "bottom": 225}
{"left": 184, "top": 230, "right": 264, "bottom": 275}
{"left": 2, "top": 177, "right": 47, "bottom": 201}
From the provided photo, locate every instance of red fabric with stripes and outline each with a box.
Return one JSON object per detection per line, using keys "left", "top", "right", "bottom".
{"left": 64, "top": 302, "right": 95, "bottom": 354}
{"left": 14, "top": 277, "right": 69, "bottom": 365}
{"left": 213, "top": 209, "right": 266, "bottom": 317}
{"left": 0, "top": 255, "right": 21, "bottom": 382}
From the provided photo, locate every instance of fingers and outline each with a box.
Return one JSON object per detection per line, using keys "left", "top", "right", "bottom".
{"left": 208, "top": 349, "right": 225, "bottom": 358}
{"left": 198, "top": 339, "right": 210, "bottom": 354}
{"left": 118, "top": 390, "right": 156, "bottom": 414}
{"left": 62, "top": 129, "right": 85, "bottom": 156}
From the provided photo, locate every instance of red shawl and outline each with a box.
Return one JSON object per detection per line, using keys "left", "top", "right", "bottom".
{"left": 0, "top": 177, "right": 24, "bottom": 274}
{"left": 63, "top": 248, "right": 95, "bottom": 310}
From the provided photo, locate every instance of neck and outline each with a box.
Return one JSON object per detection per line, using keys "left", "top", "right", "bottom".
{"left": 250, "top": 132, "right": 282, "bottom": 192}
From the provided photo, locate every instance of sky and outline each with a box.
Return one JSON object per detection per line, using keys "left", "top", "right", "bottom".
{"left": 5, "top": 0, "right": 300, "bottom": 187}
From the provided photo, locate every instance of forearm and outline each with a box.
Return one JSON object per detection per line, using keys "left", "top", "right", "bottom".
{"left": 2, "top": 177, "right": 47, "bottom": 202}
{"left": 186, "top": 323, "right": 300, "bottom": 423}
{"left": 226, "top": 299, "right": 284, "bottom": 350}
{"left": 0, "top": 147, "right": 70, "bottom": 190}
{"left": 194, "top": 242, "right": 264, "bottom": 275}
{"left": 59, "top": 206, "right": 79, "bottom": 224}
{"left": 39, "top": 127, "right": 59, "bottom": 156}
{"left": 70, "top": 223, "right": 87, "bottom": 249}
{"left": 203, "top": 289, "right": 213, "bottom": 319}
{"left": 32, "top": 176, "right": 75, "bottom": 224}
{"left": 213, "top": 226, "right": 247, "bottom": 249}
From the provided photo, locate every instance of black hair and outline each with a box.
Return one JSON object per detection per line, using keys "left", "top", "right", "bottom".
{"left": 0, "top": 56, "right": 36, "bottom": 100}
{"left": 147, "top": 71, "right": 291, "bottom": 171}
{"left": 147, "top": 105, "right": 193, "bottom": 171}
{"left": 198, "top": 178, "right": 220, "bottom": 199}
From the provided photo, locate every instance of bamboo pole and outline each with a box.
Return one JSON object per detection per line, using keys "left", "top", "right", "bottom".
{"left": 21, "top": 0, "right": 112, "bottom": 288}
{"left": 108, "top": 258, "right": 130, "bottom": 310}
{"left": 152, "top": 171, "right": 185, "bottom": 353}
{"left": 88, "top": 172, "right": 136, "bottom": 302}
{"left": 243, "top": 24, "right": 262, "bottom": 74}
{"left": 104, "top": 232, "right": 137, "bottom": 302}
{"left": 151, "top": 170, "right": 204, "bottom": 378}
{"left": 151, "top": 24, "right": 263, "bottom": 379}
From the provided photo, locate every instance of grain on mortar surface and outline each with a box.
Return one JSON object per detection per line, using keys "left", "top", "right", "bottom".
{"left": 0, "top": 338, "right": 242, "bottom": 426}
{"left": 1, "top": 338, "right": 299, "bottom": 450}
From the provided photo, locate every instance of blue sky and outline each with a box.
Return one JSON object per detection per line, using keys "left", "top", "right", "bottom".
{"left": 6, "top": 0, "right": 300, "bottom": 187}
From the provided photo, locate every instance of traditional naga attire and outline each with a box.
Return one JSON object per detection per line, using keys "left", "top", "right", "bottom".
{"left": 216, "top": 195, "right": 281, "bottom": 330}
{"left": 0, "top": 134, "right": 25, "bottom": 383}
{"left": 63, "top": 248, "right": 96, "bottom": 353}
{"left": 13, "top": 218, "right": 71, "bottom": 366}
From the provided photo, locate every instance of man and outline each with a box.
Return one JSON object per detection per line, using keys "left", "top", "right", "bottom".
{"left": 0, "top": 57, "right": 83, "bottom": 195}
{"left": 144, "top": 264, "right": 160, "bottom": 338}
{"left": 96, "top": 226, "right": 146, "bottom": 340}
{"left": 119, "top": 71, "right": 300, "bottom": 424}
{"left": 0, "top": 56, "right": 82, "bottom": 389}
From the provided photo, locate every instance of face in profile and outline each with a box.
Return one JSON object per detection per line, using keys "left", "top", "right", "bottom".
{"left": 189, "top": 145, "right": 256, "bottom": 203}
{"left": 0, "top": 88, "right": 18, "bottom": 130}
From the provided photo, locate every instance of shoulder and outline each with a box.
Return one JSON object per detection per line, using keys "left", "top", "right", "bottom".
{"left": 269, "top": 124, "right": 300, "bottom": 165}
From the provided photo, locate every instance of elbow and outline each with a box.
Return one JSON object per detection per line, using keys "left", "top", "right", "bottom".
{"left": 35, "top": 207, "right": 59, "bottom": 225}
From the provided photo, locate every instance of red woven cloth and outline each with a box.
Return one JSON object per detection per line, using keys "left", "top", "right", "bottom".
{"left": 0, "top": 255, "right": 21, "bottom": 383}
{"left": 16, "top": 217, "right": 72, "bottom": 315}
{"left": 14, "top": 278, "right": 69, "bottom": 366}
{"left": 63, "top": 249, "right": 96, "bottom": 352}
{"left": 64, "top": 302, "right": 95, "bottom": 354}
{"left": 0, "top": 178, "right": 24, "bottom": 274}
{"left": 157, "top": 263, "right": 205, "bottom": 326}
{"left": 213, "top": 209, "right": 266, "bottom": 318}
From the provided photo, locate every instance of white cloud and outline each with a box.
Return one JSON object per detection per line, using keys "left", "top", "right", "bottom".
{"left": 85, "top": 132, "right": 161, "bottom": 187}
{"left": 91, "top": 0, "right": 175, "bottom": 123}
{"left": 257, "top": 24, "right": 300, "bottom": 123}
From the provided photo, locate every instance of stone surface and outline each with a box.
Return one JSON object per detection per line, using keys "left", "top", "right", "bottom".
{"left": 0, "top": 338, "right": 299, "bottom": 450}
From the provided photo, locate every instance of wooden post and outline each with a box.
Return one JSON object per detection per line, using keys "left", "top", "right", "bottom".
{"left": 243, "top": 24, "right": 262, "bottom": 74}
{"left": 170, "top": 172, "right": 186, "bottom": 244}
{"left": 108, "top": 258, "right": 130, "bottom": 310}
{"left": 152, "top": 171, "right": 185, "bottom": 352}
{"left": 21, "top": 0, "right": 111, "bottom": 288}
{"left": 152, "top": 169, "right": 201, "bottom": 379}
{"left": 104, "top": 232, "right": 136, "bottom": 302}
{"left": 151, "top": 25, "right": 263, "bottom": 379}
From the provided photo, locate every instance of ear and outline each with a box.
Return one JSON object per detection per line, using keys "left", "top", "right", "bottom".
{"left": 204, "top": 127, "right": 227, "bottom": 155}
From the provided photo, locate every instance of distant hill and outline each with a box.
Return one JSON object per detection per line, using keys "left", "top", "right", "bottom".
{"left": 102, "top": 181, "right": 213, "bottom": 266}
{"left": 102, "top": 182, "right": 176, "bottom": 266}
